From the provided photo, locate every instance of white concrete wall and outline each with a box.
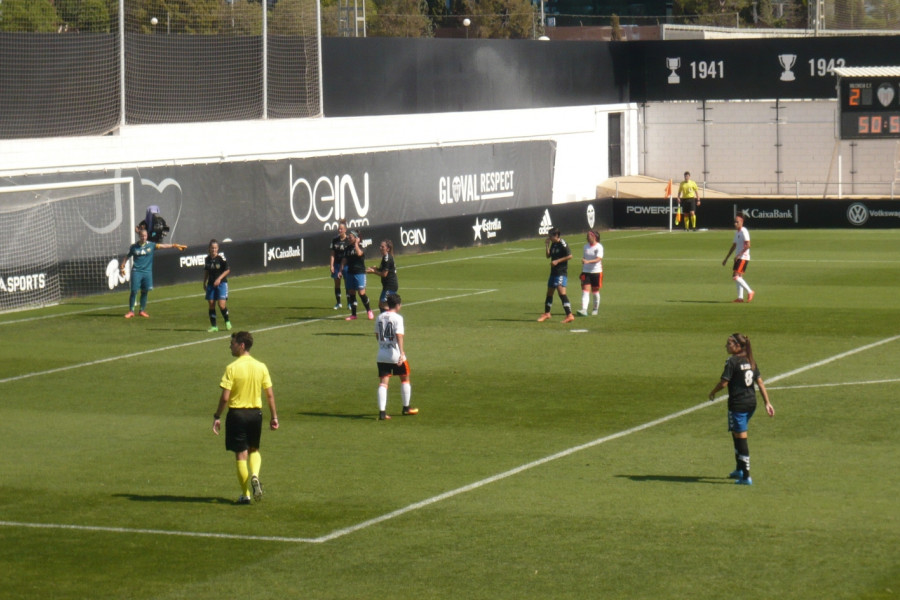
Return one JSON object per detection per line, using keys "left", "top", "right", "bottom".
{"left": 0, "top": 104, "right": 640, "bottom": 205}
{"left": 5, "top": 97, "right": 898, "bottom": 202}
{"left": 641, "top": 99, "right": 900, "bottom": 196}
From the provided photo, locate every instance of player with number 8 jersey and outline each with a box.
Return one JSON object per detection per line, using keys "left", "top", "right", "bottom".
{"left": 707, "top": 333, "right": 774, "bottom": 486}
{"left": 374, "top": 293, "right": 417, "bottom": 420}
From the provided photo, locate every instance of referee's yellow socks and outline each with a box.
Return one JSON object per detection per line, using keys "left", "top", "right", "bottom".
{"left": 236, "top": 459, "right": 250, "bottom": 497}
{"left": 249, "top": 451, "right": 262, "bottom": 479}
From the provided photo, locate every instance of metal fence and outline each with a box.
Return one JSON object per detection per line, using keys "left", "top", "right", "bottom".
{"left": 0, "top": 0, "right": 321, "bottom": 139}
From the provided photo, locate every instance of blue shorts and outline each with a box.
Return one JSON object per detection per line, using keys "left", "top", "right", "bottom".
{"left": 131, "top": 271, "right": 153, "bottom": 293}
{"left": 380, "top": 288, "right": 398, "bottom": 304}
{"left": 728, "top": 409, "right": 755, "bottom": 433}
{"left": 547, "top": 274, "right": 568, "bottom": 289}
{"left": 331, "top": 265, "right": 348, "bottom": 280}
{"left": 347, "top": 273, "right": 366, "bottom": 292}
{"left": 205, "top": 282, "right": 228, "bottom": 301}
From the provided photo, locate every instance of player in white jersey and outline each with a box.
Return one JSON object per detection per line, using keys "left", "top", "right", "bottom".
{"left": 576, "top": 230, "right": 604, "bottom": 316}
{"left": 722, "top": 214, "right": 755, "bottom": 303}
{"left": 374, "top": 293, "right": 418, "bottom": 420}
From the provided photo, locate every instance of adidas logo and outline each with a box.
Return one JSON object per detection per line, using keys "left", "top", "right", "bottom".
{"left": 538, "top": 209, "right": 554, "bottom": 235}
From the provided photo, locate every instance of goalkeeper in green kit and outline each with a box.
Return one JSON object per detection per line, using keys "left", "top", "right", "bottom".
{"left": 119, "top": 226, "right": 186, "bottom": 318}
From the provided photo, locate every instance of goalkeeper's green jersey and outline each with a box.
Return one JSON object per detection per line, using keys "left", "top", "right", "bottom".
{"left": 127, "top": 241, "right": 159, "bottom": 273}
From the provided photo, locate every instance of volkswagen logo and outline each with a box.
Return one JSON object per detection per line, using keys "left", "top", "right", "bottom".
{"left": 846, "top": 203, "right": 869, "bottom": 226}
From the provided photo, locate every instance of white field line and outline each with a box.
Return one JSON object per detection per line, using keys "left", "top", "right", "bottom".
{"left": 2, "top": 334, "right": 897, "bottom": 543}
{"left": 0, "top": 289, "right": 497, "bottom": 385}
{"left": 615, "top": 257, "right": 900, "bottom": 264}
{"left": 0, "top": 520, "right": 318, "bottom": 544}
{"left": 767, "top": 378, "right": 900, "bottom": 391}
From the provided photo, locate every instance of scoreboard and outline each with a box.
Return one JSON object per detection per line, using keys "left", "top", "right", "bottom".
{"left": 837, "top": 67, "right": 900, "bottom": 139}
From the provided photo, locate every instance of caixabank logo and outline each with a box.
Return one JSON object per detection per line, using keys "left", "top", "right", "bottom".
{"left": 739, "top": 206, "right": 797, "bottom": 222}
{"left": 265, "top": 241, "right": 304, "bottom": 267}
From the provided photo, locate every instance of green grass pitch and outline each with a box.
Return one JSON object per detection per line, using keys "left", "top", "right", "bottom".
{"left": 1, "top": 229, "right": 898, "bottom": 599}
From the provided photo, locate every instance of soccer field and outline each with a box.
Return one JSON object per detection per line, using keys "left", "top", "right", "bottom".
{"left": 1, "top": 229, "right": 898, "bottom": 600}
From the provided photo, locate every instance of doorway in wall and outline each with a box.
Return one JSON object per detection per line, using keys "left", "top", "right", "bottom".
{"left": 608, "top": 112, "right": 622, "bottom": 177}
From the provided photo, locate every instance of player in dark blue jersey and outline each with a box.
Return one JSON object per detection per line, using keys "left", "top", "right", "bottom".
{"left": 341, "top": 230, "right": 374, "bottom": 320}
{"left": 537, "top": 228, "right": 575, "bottom": 323}
{"left": 367, "top": 239, "right": 399, "bottom": 313}
{"left": 329, "top": 219, "right": 350, "bottom": 310}
{"left": 708, "top": 333, "right": 774, "bottom": 485}
{"left": 203, "top": 239, "right": 231, "bottom": 332}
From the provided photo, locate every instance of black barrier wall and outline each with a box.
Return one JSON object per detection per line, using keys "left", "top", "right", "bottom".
{"left": 9, "top": 198, "right": 611, "bottom": 309}
{"left": 612, "top": 198, "right": 900, "bottom": 229}
{"left": 149, "top": 200, "right": 613, "bottom": 287}
{"left": 322, "top": 37, "right": 624, "bottom": 116}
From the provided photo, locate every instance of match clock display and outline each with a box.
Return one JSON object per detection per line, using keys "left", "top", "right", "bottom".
{"left": 840, "top": 79, "right": 900, "bottom": 139}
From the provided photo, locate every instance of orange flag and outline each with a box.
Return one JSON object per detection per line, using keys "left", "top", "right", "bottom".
{"left": 666, "top": 179, "right": 682, "bottom": 224}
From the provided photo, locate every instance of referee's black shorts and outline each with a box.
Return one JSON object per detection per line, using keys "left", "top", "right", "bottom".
{"left": 225, "top": 408, "right": 263, "bottom": 453}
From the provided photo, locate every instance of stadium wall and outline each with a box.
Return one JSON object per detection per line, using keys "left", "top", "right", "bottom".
{"left": 613, "top": 198, "right": 900, "bottom": 228}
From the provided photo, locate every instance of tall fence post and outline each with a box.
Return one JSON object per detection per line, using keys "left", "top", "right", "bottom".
{"left": 262, "top": 0, "right": 268, "bottom": 119}
{"left": 119, "top": 0, "right": 126, "bottom": 129}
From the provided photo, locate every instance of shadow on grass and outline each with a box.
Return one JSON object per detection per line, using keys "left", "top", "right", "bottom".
{"left": 616, "top": 474, "right": 732, "bottom": 485}
{"left": 312, "top": 332, "right": 369, "bottom": 337}
{"left": 297, "top": 411, "right": 373, "bottom": 420}
{"left": 666, "top": 300, "right": 726, "bottom": 304}
{"left": 274, "top": 306, "right": 331, "bottom": 311}
{"left": 113, "top": 493, "right": 234, "bottom": 504}
{"left": 486, "top": 317, "right": 548, "bottom": 322}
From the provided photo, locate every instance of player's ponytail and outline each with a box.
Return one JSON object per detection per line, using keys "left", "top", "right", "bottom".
{"left": 730, "top": 332, "right": 756, "bottom": 369}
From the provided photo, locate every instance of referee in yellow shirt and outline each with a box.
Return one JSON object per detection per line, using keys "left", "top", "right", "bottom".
{"left": 677, "top": 171, "right": 701, "bottom": 231}
{"left": 213, "top": 331, "right": 279, "bottom": 504}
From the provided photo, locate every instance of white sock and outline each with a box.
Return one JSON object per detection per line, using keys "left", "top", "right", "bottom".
{"left": 378, "top": 384, "right": 388, "bottom": 411}
{"left": 735, "top": 276, "right": 752, "bottom": 294}
{"left": 592, "top": 292, "right": 600, "bottom": 310}
{"left": 581, "top": 291, "right": 589, "bottom": 312}
{"left": 401, "top": 382, "right": 411, "bottom": 407}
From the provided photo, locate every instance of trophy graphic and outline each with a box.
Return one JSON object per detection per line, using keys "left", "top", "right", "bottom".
{"left": 666, "top": 57, "right": 681, "bottom": 84}
{"left": 778, "top": 54, "right": 797, "bottom": 82}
